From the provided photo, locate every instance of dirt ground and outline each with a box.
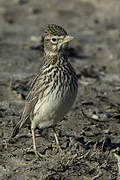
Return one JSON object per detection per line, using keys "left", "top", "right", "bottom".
{"left": 0, "top": 0, "right": 120, "bottom": 179}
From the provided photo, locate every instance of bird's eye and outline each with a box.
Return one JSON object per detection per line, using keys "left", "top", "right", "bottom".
{"left": 51, "top": 38, "right": 57, "bottom": 43}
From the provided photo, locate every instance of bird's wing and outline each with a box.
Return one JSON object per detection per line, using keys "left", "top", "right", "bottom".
{"left": 11, "top": 71, "right": 44, "bottom": 138}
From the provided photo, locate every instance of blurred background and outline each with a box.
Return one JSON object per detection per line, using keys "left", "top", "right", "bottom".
{"left": 0, "top": 0, "right": 120, "bottom": 80}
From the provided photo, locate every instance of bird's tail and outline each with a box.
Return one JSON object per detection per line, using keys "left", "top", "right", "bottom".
{"left": 11, "top": 119, "right": 23, "bottom": 138}
{"left": 11, "top": 100, "right": 31, "bottom": 139}
{"left": 11, "top": 116, "right": 28, "bottom": 138}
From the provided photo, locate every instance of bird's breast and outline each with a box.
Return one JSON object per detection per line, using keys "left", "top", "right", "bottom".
{"left": 32, "top": 63, "right": 78, "bottom": 129}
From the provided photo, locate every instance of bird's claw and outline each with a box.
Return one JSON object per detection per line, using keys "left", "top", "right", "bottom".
{"left": 52, "top": 144, "right": 64, "bottom": 154}
{"left": 24, "top": 148, "right": 46, "bottom": 159}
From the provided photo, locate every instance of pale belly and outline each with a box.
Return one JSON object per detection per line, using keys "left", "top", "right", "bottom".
{"left": 32, "top": 87, "right": 77, "bottom": 129}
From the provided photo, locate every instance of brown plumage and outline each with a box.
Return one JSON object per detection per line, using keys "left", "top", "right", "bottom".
{"left": 11, "top": 24, "right": 78, "bottom": 157}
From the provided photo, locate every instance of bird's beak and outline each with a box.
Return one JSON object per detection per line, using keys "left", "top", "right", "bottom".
{"left": 61, "top": 35, "right": 74, "bottom": 44}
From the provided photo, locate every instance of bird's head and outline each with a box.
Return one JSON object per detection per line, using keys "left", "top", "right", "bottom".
{"left": 44, "top": 24, "right": 74, "bottom": 56}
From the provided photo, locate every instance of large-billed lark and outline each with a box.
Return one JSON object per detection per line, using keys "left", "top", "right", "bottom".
{"left": 11, "top": 24, "right": 78, "bottom": 157}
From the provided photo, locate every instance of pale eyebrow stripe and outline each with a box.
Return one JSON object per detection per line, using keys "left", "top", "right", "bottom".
{"left": 58, "top": 36, "right": 64, "bottom": 39}
{"left": 45, "top": 35, "right": 64, "bottom": 40}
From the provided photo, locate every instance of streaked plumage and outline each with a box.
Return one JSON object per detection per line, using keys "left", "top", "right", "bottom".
{"left": 11, "top": 24, "right": 78, "bottom": 157}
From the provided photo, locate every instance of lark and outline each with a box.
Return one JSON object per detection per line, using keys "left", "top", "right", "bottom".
{"left": 11, "top": 24, "right": 78, "bottom": 157}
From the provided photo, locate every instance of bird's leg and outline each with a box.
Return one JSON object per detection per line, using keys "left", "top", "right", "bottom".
{"left": 32, "top": 128, "right": 37, "bottom": 152}
{"left": 52, "top": 127, "right": 64, "bottom": 154}
{"left": 26, "top": 127, "right": 45, "bottom": 158}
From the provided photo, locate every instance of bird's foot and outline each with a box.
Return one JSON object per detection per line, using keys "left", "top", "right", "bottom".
{"left": 25, "top": 148, "right": 46, "bottom": 159}
{"left": 52, "top": 144, "right": 64, "bottom": 154}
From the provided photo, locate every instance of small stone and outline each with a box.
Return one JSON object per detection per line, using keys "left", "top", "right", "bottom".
{"left": 92, "top": 114, "right": 99, "bottom": 120}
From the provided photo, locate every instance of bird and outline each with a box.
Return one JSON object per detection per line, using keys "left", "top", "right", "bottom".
{"left": 11, "top": 24, "right": 78, "bottom": 158}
